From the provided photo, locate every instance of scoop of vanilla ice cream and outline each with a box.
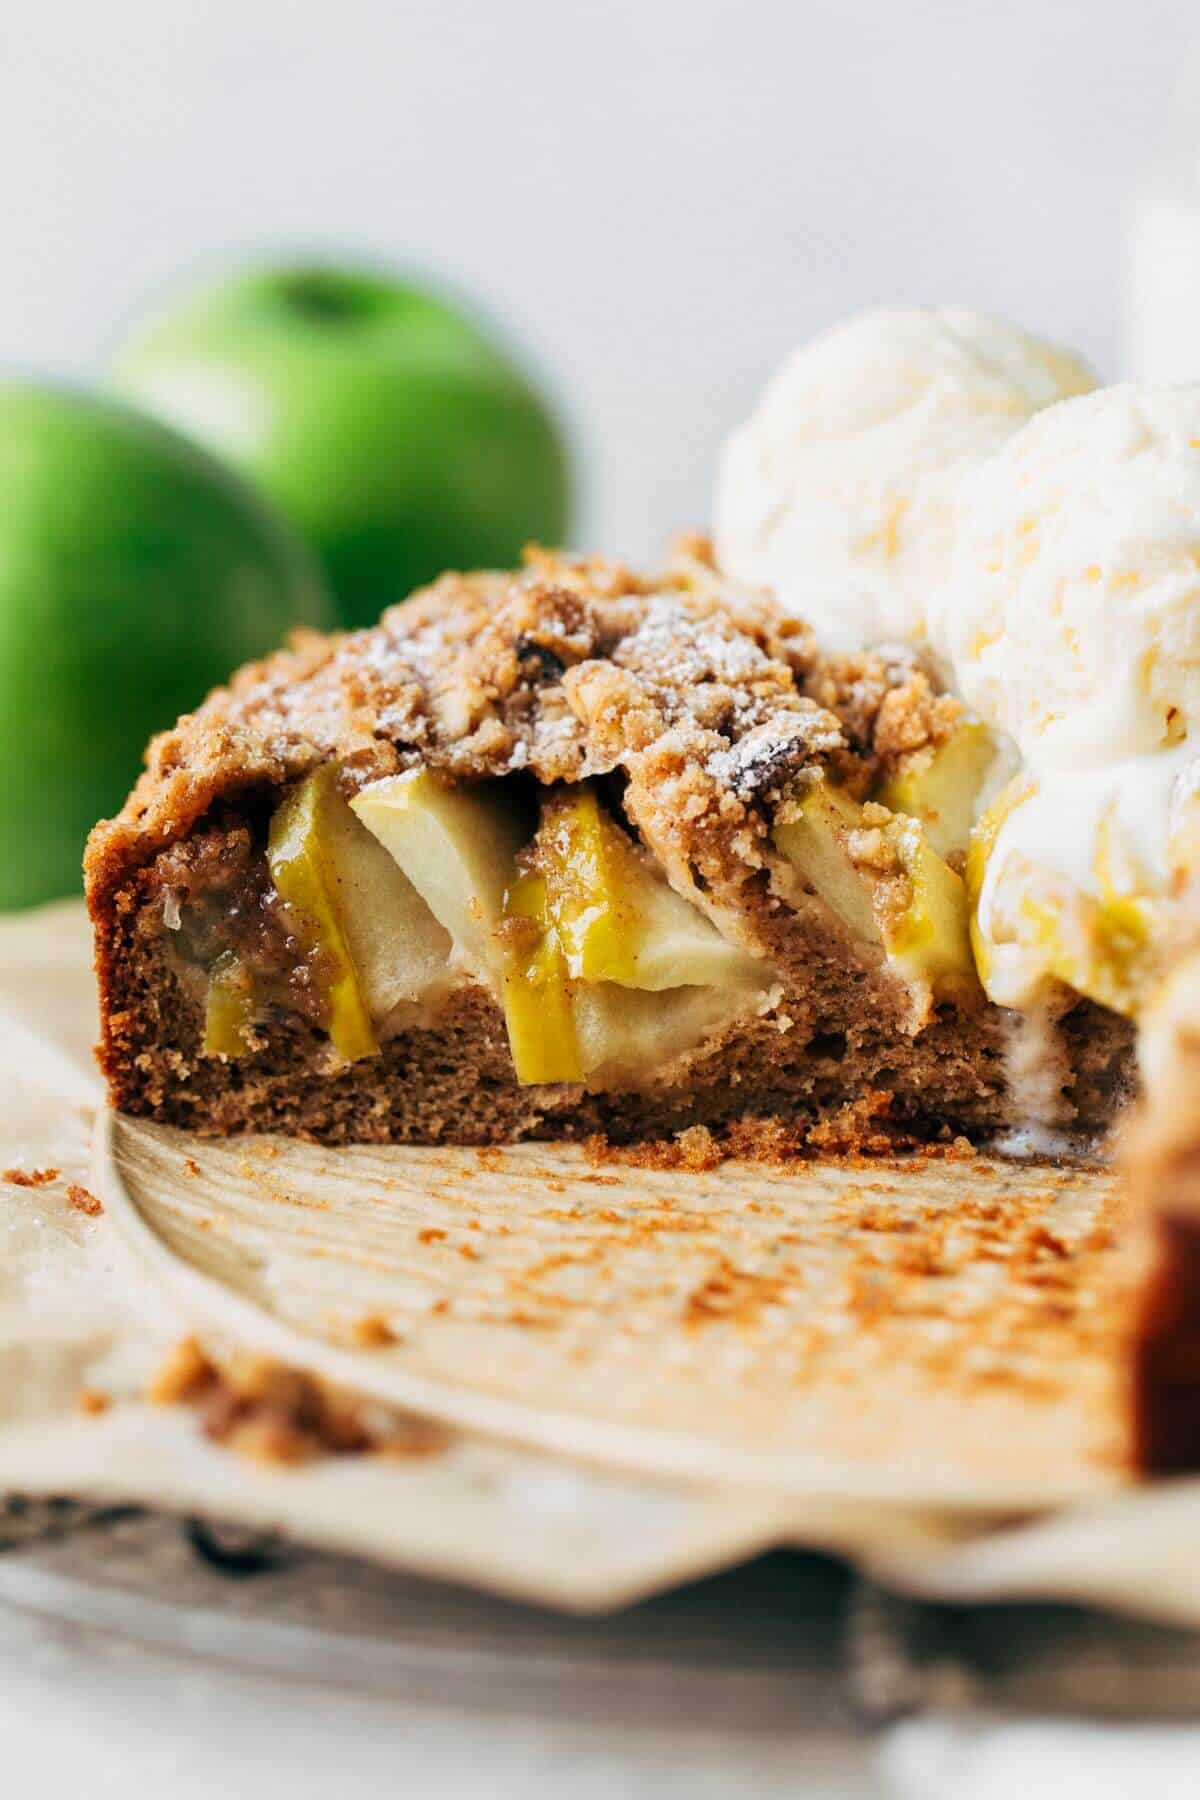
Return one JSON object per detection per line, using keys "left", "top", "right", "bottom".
{"left": 714, "top": 307, "right": 1095, "bottom": 654}
{"left": 931, "top": 384, "right": 1200, "bottom": 769}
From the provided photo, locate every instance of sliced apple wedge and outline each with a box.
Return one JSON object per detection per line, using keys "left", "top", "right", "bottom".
{"left": 496, "top": 782, "right": 770, "bottom": 1087}
{"left": 268, "top": 766, "right": 378, "bottom": 1061}
{"left": 498, "top": 869, "right": 585, "bottom": 1085}
{"left": 202, "top": 949, "right": 257, "bottom": 1058}
{"left": 315, "top": 777, "right": 452, "bottom": 1021}
{"left": 351, "top": 769, "right": 530, "bottom": 973}
{"left": 775, "top": 778, "right": 977, "bottom": 997}
{"left": 537, "top": 785, "right": 638, "bottom": 984}
{"left": 773, "top": 781, "right": 882, "bottom": 947}
{"left": 205, "top": 767, "right": 450, "bottom": 1059}
{"left": 884, "top": 815, "right": 976, "bottom": 996}
{"left": 537, "top": 785, "right": 759, "bottom": 992}
{"left": 877, "top": 720, "right": 996, "bottom": 859}
{"left": 573, "top": 979, "right": 762, "bottom": 1086}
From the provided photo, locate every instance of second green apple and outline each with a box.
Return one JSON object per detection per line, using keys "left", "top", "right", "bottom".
{"left": 110, "top": 263, "right": 573, "bottom": 629}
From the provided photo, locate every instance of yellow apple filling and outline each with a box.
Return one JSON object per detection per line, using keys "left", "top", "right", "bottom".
{"left": 877, "top": 720, "right": 997, "bottom": 859}
{"left": 495, "top": 784, "right": 769, "bottom": 1084}
{"left": 499, "top": 868, "right": 585, "bottom": 1086}
{"left": 773, "top": 775, "right": 978, "bottom": 1003}
{"left": 772, "top": 713, "right": 1177, "bottom": 1025}
{"left": 267, "top": 765, "right": 379, "bottom": 1062}
{"left": 200, "top": 764, "right": 456, "bottom": 1063}
{"left": 349, "top": 767, "right": 769, "bottom": 1086}
{"left": 199, "top": 736, "right": 1002, "bottom": 1088}
{"left": 202, "top": 949, "right": 258, "bottom": 1058}
{"left": 537, "top": 786, "right": 639, "bottom": 986}
{"left": 350, "top": 768, "right": 531, "bottom": 976}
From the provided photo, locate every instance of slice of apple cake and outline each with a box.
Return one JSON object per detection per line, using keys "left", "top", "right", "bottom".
{"left": 85, "top": 543, "right": 1134, "bottom": 1147}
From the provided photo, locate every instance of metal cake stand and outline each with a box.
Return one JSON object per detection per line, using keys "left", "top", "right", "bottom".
{"left": 0, "top": 1502, "right": 854, "bottom": 1736}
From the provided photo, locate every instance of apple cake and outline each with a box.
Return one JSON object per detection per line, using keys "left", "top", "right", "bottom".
{"left": 86, "top": 541, "right": 1135, "bottom": 1148}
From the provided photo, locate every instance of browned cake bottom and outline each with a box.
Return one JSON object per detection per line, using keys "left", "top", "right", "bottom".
{"left": 97, "top": 818, "right": 1136, "bottom": 1149}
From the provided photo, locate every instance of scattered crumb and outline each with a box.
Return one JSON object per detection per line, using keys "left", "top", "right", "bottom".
{"left": 2, "top": 1166, "right": 59, "bottom": 1188}
{"left": 348, "top": 1312, "right": 397, "bottom": 1349}
{"left": 147, "top": 1336, "right": 447, "bottom": 1468}
{"left": 76, "top": 1388, "right": 111, "bottom": 1416}
{"left": 417, "top": 1227, "right": 447, "bottom": 1245}
{"left": 585, "top": 1094, "right": 920, "bottom": 1171}
{"left": 147, "top": 1334, "right": 215, "bottom": 1406}
{"left": 66, "top": 1184, "right": 103, "bottom": 1217}
{"left": 684, "top": 1255, "right": 797, "bottom": 1328}
{"left": 374, "top": 1420, "right": 449, "bottom": 1460}
{"left": 608, "top": 1124, "right": 725, "bottom": 1172}
{"left": 1021, "top": 1224, "right": 1070, "bottom": 1260}
{"left": 185, "top": 1157, "right": 201, "bottom": 1177}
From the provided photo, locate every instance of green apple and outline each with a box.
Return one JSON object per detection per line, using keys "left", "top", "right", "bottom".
{"left": 0, "top": 380, "right": 332, "bottom": 910}
{"left": 108, "top": 263, "right": 573, "bottom": 628}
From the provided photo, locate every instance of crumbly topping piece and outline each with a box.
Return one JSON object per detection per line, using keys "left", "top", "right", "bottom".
{"left": 85, "top": 542, "right": 958, "bottom": 921}
{"left": 805, "top": 646, "right": 963, "bottom": 768}
{"left": 66, "top": 1184, "right": 103, "bottom": 1217}
{"left": 147, "top": 1336, "right": 447, "bottom": 1466}
{"left": 2, "top": 1166, "right": 60, "bottom": 1188}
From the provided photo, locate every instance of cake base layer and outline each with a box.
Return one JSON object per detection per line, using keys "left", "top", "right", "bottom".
{"left": 96, "top": 825, "right": 1136, "bottom": 1148}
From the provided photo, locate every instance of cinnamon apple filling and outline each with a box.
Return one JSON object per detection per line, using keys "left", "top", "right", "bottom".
{"left": 178, "top": 765, "right": 775, "bottom": 1090}
{"left": 175, "top": 697, "right": 1004, "bottom": 1095}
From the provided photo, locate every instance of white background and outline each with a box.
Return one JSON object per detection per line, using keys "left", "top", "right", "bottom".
{"left": 0, "top": 0, "right": 1197, "bottom": 558}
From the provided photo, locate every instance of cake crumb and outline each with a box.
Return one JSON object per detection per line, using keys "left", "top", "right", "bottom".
{"left": 375, "top": 1420, "right": 449, "bottom": 1460}
{"left": 3, "top": 1166, "right": 59, "bottom": 1188}
{"left": 147, "top": 1336, "right": 445, "bottom": 1468}
{"left": 684, "top": 1255, "right": 795, "bottom": 1329}
{"left": 147, "top": 1334, "right": 216, "bottom": 1406}
{"left": 76, "top": 1387, "right": 111, "bottom": 1416}
{"left": 67, "top": 1184, "right": 103, "bottom": 1217}
{"left": 349, "top": 1312, "right": 397, "bottom": 1349}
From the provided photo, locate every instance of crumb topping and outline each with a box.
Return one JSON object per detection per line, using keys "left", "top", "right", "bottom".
{"left": 85, "top": 540, "right": 952, "bottom": 907}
